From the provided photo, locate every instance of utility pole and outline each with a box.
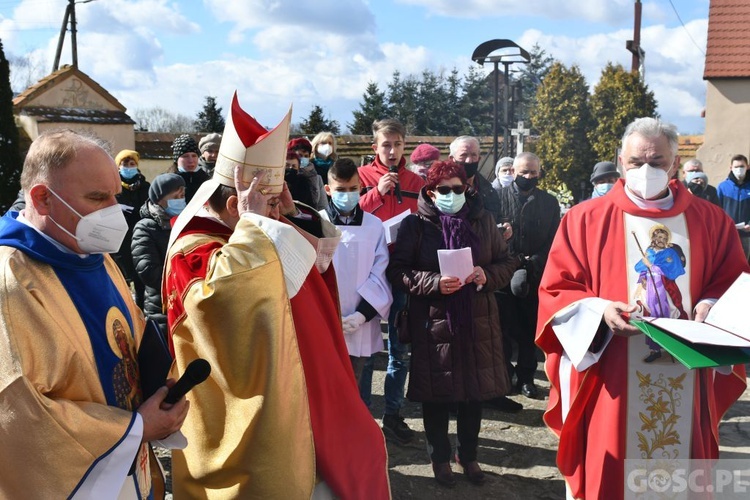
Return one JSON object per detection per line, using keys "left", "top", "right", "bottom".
{"left": 70, "top": 0, "right": 78, "bottom": 68}
{"left": 626, "top": 0, "right": 645, "bottom": 76}
{"left": 53, "top": 0, "right": 73, "bottom": 71}
{"left": 53, "top": 0, "right": 94, "bottom": 72}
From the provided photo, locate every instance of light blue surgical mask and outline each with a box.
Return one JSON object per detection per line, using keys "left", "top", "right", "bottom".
{"left": 592, "top": 183, "right": 614, "bottom": 198}
{"left": 299, "top": 157, "right": 310, "bottom": 169}
{"left": 165, "top": 198, "right": 186, "bottom": 216}
{"left": 120, "top": 167, "right": 139, "bottom": 179}
{"left": 331, "top": 191, "right": 359, "bottom": 214}
{"left": 433, "top": 192, "right": 466, "bottom": 214}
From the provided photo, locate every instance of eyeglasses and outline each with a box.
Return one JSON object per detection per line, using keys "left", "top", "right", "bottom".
{"left": 435, "top": 185, "right": 466, "bottom": 195}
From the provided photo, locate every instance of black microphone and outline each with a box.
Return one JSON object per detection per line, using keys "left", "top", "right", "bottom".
{"left": 164, "top": 358, "right": 211, "bottom": 404}
{"left": 389, "top": 165, "right": 402, "bottom": 204}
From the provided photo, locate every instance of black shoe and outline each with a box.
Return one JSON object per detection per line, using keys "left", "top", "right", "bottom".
{"left": 484, "top": 396, "right": 523, "bottom": 413}
{"left": 519, "top": 382, "right": 539, "bottom": 399}
{"left": 644, "top": 350, "right": 662, "bottom": 363}
{"left": 382, "top": 413, "right": 414, "bottom": 444}
{"left": 455, "top": 456, "right": 486, "bottom": 485}
{"left": 431, "top": 461, "right": 456, "bottom": 488}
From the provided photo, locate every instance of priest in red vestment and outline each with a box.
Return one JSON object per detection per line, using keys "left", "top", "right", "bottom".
{"left": 165, "top": 93, "right": 389, "bottom": 499}
{"left": 537, "top": 117, "right": 749, "bottom": 499}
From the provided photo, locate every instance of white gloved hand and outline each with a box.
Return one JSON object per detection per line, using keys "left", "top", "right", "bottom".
{"left": 342, "top": 312, "right": 366, "bottom": 334}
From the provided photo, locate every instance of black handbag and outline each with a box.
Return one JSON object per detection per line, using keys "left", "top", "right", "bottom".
{"left": 396, "top": 296, "right": 411, "bottom": 344}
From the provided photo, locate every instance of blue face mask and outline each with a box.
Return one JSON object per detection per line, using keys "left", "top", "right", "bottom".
{"left": 120, "top": 167, "right": 139, "bottom": 179}
{"left": 165, "top": 198, "right": 186, "bottom": 216}
{"left": 299, "top": 157, "right": 310, "bottom": 169}
{"left": 331, "top": 191, "right": 360, "bottom": 214}
{"left": 592, "top": 183, "right": 614, "bottom": 198}
{"left": 433, "top": 192, "right": 466, "bottom": 214}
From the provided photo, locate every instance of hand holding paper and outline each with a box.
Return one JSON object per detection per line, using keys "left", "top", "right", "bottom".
{"left": 464, "top": 266, "right": 486, "bottom": 291}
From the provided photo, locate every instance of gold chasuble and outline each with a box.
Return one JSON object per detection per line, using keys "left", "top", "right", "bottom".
{"left": 166, "top": 216, "right": 316, "bottom": 499}
{"left": 0, "top": 246, "right": 148, "bottom": 498}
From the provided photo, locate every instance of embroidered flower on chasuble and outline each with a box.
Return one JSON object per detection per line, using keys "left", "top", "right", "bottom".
{"left": 636, "top": 371, "right": 687, "bottom": 459}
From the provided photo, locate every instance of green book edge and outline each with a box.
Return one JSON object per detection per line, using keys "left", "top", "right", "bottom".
{"left": 631, "top": 319, "right": 750, "bottom": 369}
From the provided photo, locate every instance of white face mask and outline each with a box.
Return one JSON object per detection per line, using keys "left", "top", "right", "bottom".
{"left": 317, "top": 144, "right": 333, "bottom": 159}
{"left": 732, "top": 166, "right": 747, "bottom": 181}
{"left": 625, "top": 163, "right": 670, "bottom": 200}
{"left": 498, "top": 173, "right": 514, "bottom": 188}
{"left": 48, "top": 188, "right": 128, "bottom": 254}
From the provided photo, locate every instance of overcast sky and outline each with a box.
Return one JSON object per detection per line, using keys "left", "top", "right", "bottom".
{"left": 0, "top": 0, "right": 711, "bottom": 134}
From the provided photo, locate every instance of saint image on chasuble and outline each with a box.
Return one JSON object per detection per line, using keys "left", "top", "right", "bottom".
{"left": 623, "top": 215, "right": 694, "bottom": 465}
{"left": 107, "top": 308, "right": 151, "bottom": 499}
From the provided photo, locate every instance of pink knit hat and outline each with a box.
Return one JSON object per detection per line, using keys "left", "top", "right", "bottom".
{"left": 410, "top": 143, "right": 440, "bottom": 164}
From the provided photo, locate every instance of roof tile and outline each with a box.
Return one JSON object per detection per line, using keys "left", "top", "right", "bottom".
{"left": 705, "top": 2, "right": 750, "bottom": 78}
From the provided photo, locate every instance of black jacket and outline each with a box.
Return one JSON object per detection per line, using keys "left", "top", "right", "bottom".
{"left": 175, "top": 169, "right": 210, "bottom": 204}
{"left": 497, "top": 183, "right": 560, "bottom": 289}
{"left": 131, "top": 201, "right": 172, "bottom": 334}
{"left": 682, "top": 180, "right": 720, "bottom": 206}
{"left": 114, "top": 174, "right": 150, "bottom": 280}
{"left": 470, "top": 173, "right": 502, "bottom": 223}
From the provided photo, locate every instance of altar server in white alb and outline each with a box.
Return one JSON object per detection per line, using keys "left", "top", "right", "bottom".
{"left": 321, "top": 157, "right": 393, "bottom": 390}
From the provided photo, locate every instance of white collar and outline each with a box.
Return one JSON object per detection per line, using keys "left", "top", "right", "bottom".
{"left": 624, "top": 186, "right": 675, "bottom": 210}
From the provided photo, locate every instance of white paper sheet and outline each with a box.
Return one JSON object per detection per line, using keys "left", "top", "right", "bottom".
{"left": 704, "top": 271, "right": 750, "bottom": 340}
{"left": 642, "top": 272, "right": 750, "bottom": 346}
{"left": 648, "top": 317, "right": 750, "bottom": 347}
{"left": 382, "top": 209, "right": 411, "bottom": 244}
{"left": 437, "top": 247, "right": 474, "bottom": 282}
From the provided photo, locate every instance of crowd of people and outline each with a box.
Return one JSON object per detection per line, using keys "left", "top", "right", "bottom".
{"left": 1, "top": 108, "right": 749, "bottom": 499}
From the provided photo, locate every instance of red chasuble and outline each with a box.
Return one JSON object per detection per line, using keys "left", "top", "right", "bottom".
{"left": 536, "top": 180, "right": 748, "bottom": 499}
{"left": 291, "top": 265, "right": 390, "bottom": 499}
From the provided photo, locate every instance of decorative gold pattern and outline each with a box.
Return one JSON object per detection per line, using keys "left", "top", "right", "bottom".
{"left": 636, "top": 370, "right": 687, "bottom": 459}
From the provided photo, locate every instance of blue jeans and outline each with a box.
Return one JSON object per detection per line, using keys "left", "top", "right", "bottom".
{"left": 384, "top": 290, "right": 409, "bottom": 415}
{"left": 358, "top": 289, "right": 409, "bottom": 415}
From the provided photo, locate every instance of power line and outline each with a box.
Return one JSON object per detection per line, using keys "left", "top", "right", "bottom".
{"left": 667, "top": 0, "right": 706, "bottom": 56}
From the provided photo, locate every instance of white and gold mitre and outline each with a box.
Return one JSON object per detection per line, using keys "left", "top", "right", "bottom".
{"left": 212, "top": 91, "right": 292, "bottom": 195}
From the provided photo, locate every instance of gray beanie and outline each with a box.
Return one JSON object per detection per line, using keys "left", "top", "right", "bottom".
{"left": 149, "top": 173, "right": 185, "bottom": 204}
{"left": 199, "top": 133, "right": 222, "bottom": 153}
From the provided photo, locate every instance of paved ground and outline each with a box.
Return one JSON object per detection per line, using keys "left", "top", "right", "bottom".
{"left": 158, "top": 355, "right": 750, "bottom": 499}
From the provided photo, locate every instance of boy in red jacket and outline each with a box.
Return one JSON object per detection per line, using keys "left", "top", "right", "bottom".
{"left": 358, "top": 118, "right": 425, "bottom": 444}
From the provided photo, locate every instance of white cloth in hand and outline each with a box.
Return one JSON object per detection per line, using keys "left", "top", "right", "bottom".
{"left": 152, "top": 430, "right": 188, "bottom": 449}
{"left": 342, "top": 312, "right": 366, "bottom": 334}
